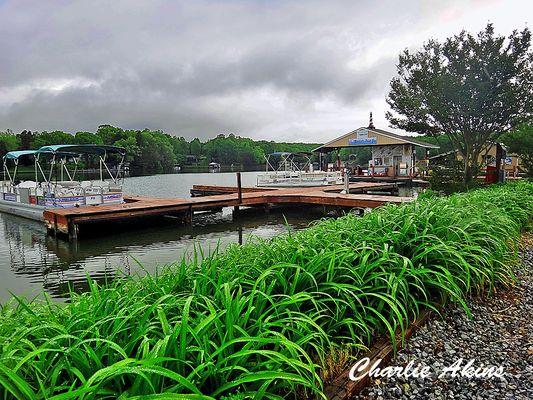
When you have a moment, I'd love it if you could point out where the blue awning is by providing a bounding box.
[3,150,39,160]
[4,145,125,161]
[37,144,126,156]
[268,152,312,157]
[4,149,81,160]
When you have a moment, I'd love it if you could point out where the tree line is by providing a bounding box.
[0,126,322,175]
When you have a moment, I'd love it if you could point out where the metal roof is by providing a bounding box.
[313,127,440,152]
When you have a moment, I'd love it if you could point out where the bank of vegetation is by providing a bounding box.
[0,126,447,177]
[0,181,531,399]
[0,127,321,176]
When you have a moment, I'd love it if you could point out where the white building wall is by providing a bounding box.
[370,144,413,176]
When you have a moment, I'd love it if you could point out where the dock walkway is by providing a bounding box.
[44,182,412,238]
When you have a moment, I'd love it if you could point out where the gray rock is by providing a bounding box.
[355,244,533,400]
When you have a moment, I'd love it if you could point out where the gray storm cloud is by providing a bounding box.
[0,0,529,141]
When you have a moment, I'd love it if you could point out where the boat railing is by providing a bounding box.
[1,180,123,207]
[256,171,343,186]
[258,171,343,177]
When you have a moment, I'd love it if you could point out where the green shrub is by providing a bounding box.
[429,159,483,194]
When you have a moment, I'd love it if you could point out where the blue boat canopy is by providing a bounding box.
[4,144,125,161]
[37,144,126,156]
[267,151,312,157]
[4,149,82,160]
[3,150,40,160]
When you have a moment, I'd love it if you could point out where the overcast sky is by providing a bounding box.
[0,0,530,142]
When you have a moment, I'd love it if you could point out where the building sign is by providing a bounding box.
[348,129,377,145]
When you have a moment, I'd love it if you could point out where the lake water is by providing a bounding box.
[0,171,318,302]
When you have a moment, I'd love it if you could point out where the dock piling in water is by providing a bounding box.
[236,172,242,204]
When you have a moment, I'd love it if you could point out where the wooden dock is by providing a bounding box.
[190,182,400,196]
[44,182,412,238]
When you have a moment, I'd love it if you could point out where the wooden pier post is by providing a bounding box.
[236,172,242,204]
[342,171,349,194]
[69,222,79,240]
[186,205,193,224]
[233,172,242,216]
[53,215,58,238]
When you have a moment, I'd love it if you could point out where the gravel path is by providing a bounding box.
[357,237,533,400]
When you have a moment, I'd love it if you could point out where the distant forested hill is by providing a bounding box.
[0,126,322,175]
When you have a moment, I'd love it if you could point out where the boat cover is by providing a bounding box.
[37,144,126,156]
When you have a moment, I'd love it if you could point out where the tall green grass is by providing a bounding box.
[0,182,531,399]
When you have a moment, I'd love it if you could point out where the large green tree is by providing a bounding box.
[18,130,35,149]
[32,130,75,148]
[387,24,532,183]
[189,138,202,157]
[0,130,20,158]
[74,131,104,145]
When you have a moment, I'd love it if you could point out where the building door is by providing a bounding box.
[393,156,402,177]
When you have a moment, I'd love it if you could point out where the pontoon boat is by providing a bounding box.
[0,144,126,221]
[256,152,343,187]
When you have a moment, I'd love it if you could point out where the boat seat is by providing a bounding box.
[57,187,84,197]
[18,181,37,189]
[91,181,110,188]
[56,181,80,188]
[84,187,103,194]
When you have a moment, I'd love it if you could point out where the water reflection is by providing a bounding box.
[0,207,315,301]
[1,170,420,301]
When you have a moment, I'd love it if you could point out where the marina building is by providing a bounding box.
[313,114,439,178]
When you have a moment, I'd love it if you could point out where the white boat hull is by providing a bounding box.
[0,199,45,221]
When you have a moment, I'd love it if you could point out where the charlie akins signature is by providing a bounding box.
[349,357,505,381]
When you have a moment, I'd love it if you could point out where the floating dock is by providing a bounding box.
[43,182,412,239]
[190,182,400,196]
